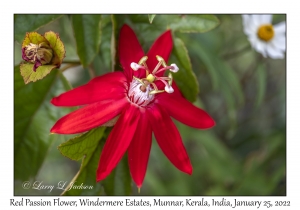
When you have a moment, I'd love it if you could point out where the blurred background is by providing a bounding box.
[14,14,286,195]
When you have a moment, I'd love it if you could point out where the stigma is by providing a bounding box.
[130,55,179,95]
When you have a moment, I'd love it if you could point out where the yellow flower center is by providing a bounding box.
[257,24,274,42]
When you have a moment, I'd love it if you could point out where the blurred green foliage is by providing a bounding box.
[14,14,286,196]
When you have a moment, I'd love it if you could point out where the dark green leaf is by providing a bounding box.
[255,63,267,108]
[72,15,102,67]
[171,37,199,102]
[14,66,73,181]
[101,153,132,195]
[148,15,156,24]
[61,126,132,196]
[92,15,112,75]
[60,128,106,196]
[58,127,105,164]
[14,14,62,43]
[170,15,220,33]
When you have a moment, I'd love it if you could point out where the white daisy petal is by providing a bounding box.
[260,14,272,24]
[251,15,264,27]
[242,15,250,26]
[274,21,286,34]
[254,41,267,57]
[243,15,259,36]
[248,35,258,47]
[242,14,285,59]
[266,44,285,59]
[271,34,286,51]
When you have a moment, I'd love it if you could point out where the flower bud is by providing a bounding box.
[22,42,53,72]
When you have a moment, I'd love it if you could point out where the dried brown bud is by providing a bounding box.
[22,42,53,71]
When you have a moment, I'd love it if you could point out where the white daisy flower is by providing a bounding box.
[242,14,286,59]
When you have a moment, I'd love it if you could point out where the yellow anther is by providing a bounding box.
[168,72,173,86]
[149,90,164,95]
[133,76,145,85]
[138,56,148,65]
[156,55,167,67]
[146,74,155,83]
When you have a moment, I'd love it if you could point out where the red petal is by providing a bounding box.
[50,98,128,134]
[147,30,173,77]
[157,93,215,129]
[97,104,140,181]
[119,24,145,80]
[148,104,192,175]
[51,72,127,107]
[128,109,152,187]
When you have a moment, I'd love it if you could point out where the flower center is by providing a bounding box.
[130,55,179,95]
[127,79,155,107]
[257,24,274,42]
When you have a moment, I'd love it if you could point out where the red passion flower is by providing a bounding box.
[51,24,215,188]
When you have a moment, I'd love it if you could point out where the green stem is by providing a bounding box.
[60,63,80,72]
[88,64,96,79]
[62,60,81,64]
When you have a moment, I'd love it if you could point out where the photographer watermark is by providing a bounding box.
[22,180,93,192]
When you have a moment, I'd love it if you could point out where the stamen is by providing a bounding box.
[155,66,177,75]
[150,82,159,91]
[130,62,145,71]
[168,72,173,86]
[165,85,174,93]
[152,61,162,74]
[170,64,179,72]
[130,55,179,96]
[156,78,174,93]
[156,55,167,67]
[149,89,164,95]
[138,56,148,65]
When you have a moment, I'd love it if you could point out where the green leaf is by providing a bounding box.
[59,127,106,195]
[189,39,220,90]
[14,66,73,181]
[58,127,105,165]
[20,64,57,84]
[148,15,156,24]
[60,127,132,195]
[187,37,244,110]
[170,15,220,33]
[193,131,240,184]
[92,15,114,75]
[22,32,48,47]
[171,37,199,102]
[72,15,102,67]
[44,31,66,66]
[214,58,244,106]
[101,154,132,195]
[14,14,62,43]
[255,63,267,108]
